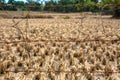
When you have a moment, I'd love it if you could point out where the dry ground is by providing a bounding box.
[0,12,120,80]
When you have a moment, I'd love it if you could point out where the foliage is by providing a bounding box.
[13,1,25,6]
[0,0,120,16]
[8,0,15,4]
[0,0,5,4]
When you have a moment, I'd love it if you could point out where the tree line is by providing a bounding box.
[0,0,120,13]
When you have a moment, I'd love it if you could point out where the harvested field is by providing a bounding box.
[0,12,120,80]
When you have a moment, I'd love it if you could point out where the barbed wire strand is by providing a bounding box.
[0,3,120,80]
[5,70,120,73]
[0,38,120,44]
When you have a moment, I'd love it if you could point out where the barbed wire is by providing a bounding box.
[0,3,120,10]
[43,4,120,8]
[0,3,120,80]
[0,38,120,44]
[5,70,120,73]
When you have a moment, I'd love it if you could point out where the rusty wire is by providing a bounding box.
[0,38,120,44]
[5,69,120,73]
[0,4,120,77]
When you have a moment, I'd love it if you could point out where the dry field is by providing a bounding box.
[0,12,120,80]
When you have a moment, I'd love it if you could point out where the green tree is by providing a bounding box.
[114,0,120,4]
[8,0,15,4]
[26,0,34,4]
[103,0,114,4]
[26,0,41,6]
[58,0,72,5]
[13,1,25,6]
[0,0,5,4]
[113,0,120,18]
[45,0,57,6]
[91,0,98,3]
[85,0,95,6]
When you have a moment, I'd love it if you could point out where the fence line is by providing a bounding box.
[0,4,120,80]
[0,38,120,44]
[1,3,120,8]
[43,4,120,8]
[5,70,120,73]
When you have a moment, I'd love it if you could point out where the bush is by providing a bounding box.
[4,5,17,11]
[113,6,120,18]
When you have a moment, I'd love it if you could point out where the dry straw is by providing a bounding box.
[0,4,120,80]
